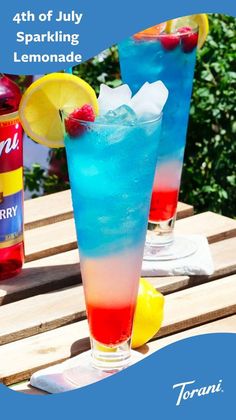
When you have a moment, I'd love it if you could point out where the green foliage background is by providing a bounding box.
[182,14,236,218]
[24,14,236,217]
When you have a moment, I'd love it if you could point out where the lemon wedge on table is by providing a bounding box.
[131,278,164,349]
[19,73,99,148]
[166,14,209,48]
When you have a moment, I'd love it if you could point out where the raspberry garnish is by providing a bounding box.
[160,34,180,51]
[181,32,198,52]
[177,27,198,53]
[66,104,95,137]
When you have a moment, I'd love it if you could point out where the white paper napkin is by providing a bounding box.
[30,350,144,394]
[142,235,214,276]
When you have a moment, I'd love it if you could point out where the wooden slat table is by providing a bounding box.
[0,191,235,394]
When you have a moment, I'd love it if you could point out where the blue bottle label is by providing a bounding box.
[0,190,23,248]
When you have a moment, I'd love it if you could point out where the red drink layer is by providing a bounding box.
[149,160,182,223]
[0,243,24,280]
[149,187,179,222]
[87,303,135,346]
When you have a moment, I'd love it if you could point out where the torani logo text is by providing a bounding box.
[173,379,223,406]
[0,132,20,158]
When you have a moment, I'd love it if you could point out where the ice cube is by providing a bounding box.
[130,81,168,120]
[98,84,132,115]
[103,105,137,125]
[95,105,137,145]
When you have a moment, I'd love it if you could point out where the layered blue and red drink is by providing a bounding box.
[119,24,198,251]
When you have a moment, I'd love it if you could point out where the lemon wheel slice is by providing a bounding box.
[166,14,209,48]
[131,278,164,349]
[19,73,99,148]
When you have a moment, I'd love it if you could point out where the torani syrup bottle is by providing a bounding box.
[0,74,24,280]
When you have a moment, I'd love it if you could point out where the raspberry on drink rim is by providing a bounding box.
[165,14,209,49]
[65,104,96,138]
[133,14,208,52]
[181,31,199,52]
[159,33,180,51]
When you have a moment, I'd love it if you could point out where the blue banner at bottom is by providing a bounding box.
[1,333,235,419]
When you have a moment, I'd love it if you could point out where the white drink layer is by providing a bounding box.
[153,160,182,192]
[81,246,143,308]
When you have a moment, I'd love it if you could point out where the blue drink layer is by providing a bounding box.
[65,118,161,258]
[118,36,197,190]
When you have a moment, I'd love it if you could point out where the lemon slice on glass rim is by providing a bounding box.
[166,14,209,48]
[19,73,99,148]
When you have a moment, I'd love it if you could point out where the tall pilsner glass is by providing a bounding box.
[62,112,162,371]
[119,24,198,260]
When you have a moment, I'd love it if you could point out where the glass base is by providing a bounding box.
[91,338,131,372]
[63,345,143,388]
[144,235,198,261]
[147,217,175,246]
[63,340,131,386]
[63,351,112,388]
